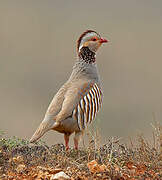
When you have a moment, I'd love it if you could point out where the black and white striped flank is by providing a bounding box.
[73,83,103,131]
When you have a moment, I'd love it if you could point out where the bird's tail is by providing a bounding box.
[29,118,56,143]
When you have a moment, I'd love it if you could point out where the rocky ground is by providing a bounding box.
[0,126,161,180]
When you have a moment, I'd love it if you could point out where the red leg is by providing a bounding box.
[74,138,78,150]
[74,132,82,150]
[64,134,70,151]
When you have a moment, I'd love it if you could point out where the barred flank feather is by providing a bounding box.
[73,83,102,131]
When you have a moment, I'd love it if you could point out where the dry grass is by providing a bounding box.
[0,123,161,180]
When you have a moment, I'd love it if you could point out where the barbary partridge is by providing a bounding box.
[30,30,108,150]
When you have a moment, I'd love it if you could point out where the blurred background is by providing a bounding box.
[0,0,162,145]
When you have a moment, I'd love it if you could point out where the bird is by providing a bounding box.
[29,30,108,150]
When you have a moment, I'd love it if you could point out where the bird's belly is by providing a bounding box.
[54,117,80,134]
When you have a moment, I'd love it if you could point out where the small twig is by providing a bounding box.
[75,155,88,163]
[109,137,114,163]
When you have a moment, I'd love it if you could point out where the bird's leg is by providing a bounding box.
[64,133,70,151]
[74,131,82,150]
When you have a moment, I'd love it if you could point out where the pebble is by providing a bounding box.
[50,171,70,180]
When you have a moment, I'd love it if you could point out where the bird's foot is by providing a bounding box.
[65,146,69,151]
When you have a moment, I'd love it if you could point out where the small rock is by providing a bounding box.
[87,160,107,173]
[12,155,24,163]
[16,164,26,173]
[50,171,70,180]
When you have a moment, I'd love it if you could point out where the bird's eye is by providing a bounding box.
[92,37,97,41]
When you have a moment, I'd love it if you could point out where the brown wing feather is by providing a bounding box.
[54,80,94,124]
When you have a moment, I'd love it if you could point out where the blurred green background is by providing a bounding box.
[0,0,162,144]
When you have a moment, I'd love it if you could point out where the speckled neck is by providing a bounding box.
[78,47,96,64]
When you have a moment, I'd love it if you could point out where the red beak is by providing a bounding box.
[100,38,108,43]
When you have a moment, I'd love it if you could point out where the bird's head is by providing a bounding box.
[77,30,108,54]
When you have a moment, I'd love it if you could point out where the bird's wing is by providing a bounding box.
[29,80,103,143]
[54,79,103,130]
